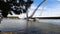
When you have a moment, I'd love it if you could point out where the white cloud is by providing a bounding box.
[57,0,60,1]
[19,5,46,18]
[28,4,60,17]
[40,5,60,17]
[29,5,46,10]
[8,4,60,18]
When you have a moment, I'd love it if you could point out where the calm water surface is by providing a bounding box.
[0,18,60,34]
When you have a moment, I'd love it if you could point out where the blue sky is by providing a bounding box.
[33,0,60,7]
[27,0,60,17]
[8,0,60,18]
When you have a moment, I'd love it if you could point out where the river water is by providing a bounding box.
[0,18,60,34]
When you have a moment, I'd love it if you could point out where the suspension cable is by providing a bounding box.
[39,0,47,16]
[29,0,46,18]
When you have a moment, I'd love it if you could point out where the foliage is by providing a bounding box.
[0,0,33,17]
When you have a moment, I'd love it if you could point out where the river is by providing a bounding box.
[0,18,60,34]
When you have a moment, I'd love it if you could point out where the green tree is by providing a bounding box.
[0,0,33,17]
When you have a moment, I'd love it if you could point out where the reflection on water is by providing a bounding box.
[0,18,60,34]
